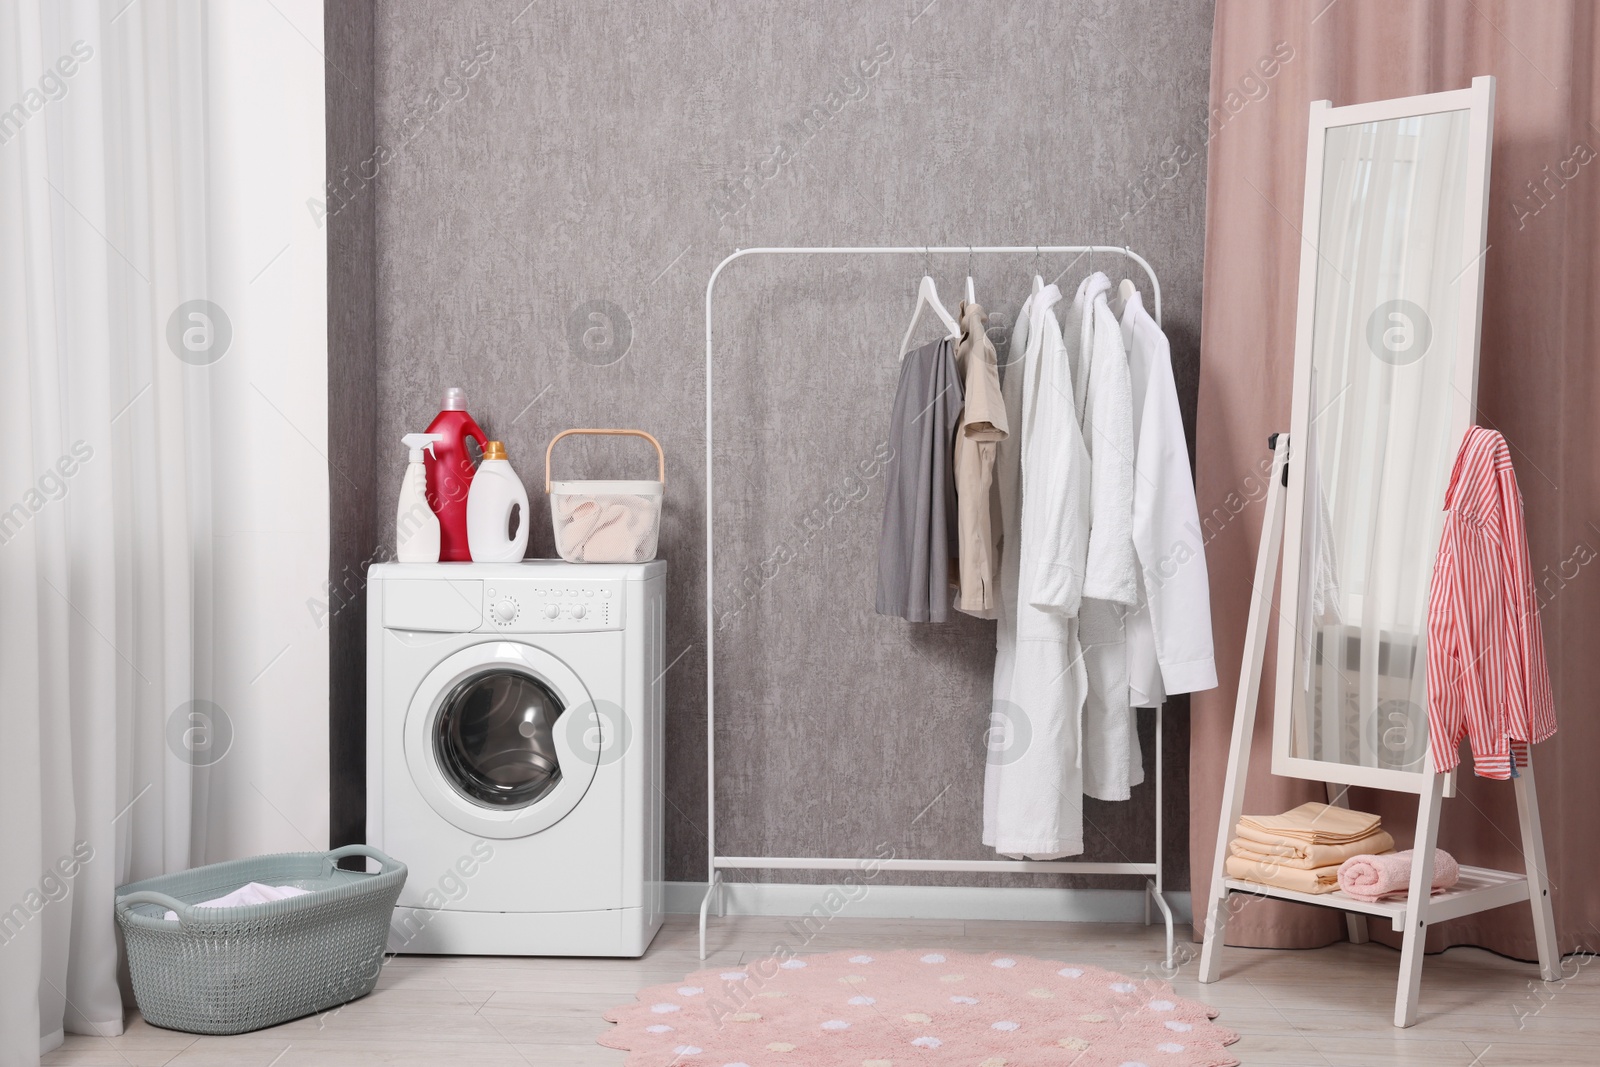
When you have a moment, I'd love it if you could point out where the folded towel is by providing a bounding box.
[1238,802,1381,845]
[1229,829,1395,870]
[1224,853,1342,895]
[1237,822,1378,851]
[162,881,311,920]
[1337,848,1461,902]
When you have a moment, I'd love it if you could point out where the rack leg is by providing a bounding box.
[1394,773,1445,1027]
[1146,880,1175,971]
[1325,782,1369,945]
[1514,752,1560,982]
[697,873,720,961]
[1147,702,1162,930]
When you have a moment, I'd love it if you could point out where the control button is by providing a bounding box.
[493,599,517,623]
[600,589,612,598]
[583,588,594,597]
[487,588,496,597]
[543,604,561,620]
[571,604,587,620]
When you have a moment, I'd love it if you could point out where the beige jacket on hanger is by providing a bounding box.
[953,300,1009,618]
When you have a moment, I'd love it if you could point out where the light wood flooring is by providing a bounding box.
[43,914,1588,1065]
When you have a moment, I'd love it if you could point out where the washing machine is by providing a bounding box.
[366,560,665,957]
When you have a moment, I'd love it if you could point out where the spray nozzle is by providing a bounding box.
[403,433,445,463]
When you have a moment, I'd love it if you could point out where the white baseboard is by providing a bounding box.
[664,881,1192,926]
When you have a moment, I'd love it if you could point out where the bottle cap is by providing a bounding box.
[482,441,507,461]
[443,387,467,410]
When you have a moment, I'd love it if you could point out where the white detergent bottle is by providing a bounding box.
[396,433,444,562]
[467,440,530,562]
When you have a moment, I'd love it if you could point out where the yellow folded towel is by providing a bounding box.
[1237,802,1381,845]
[1228,830,1396,870]
[1224,853,1342,895]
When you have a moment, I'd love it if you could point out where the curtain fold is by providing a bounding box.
[0,0,208,1059]
[1193,0,1600,955]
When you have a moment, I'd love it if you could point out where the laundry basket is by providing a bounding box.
[114,844,407,1035]
[546,428,664,563]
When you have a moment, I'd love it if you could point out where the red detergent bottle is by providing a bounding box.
[424,387,489,562]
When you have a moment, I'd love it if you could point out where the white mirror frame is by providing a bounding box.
[1271,76,1496,795]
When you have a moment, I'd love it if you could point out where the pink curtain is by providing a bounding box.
[1192,0,1600,955]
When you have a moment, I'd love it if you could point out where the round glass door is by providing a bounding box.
[404,642,599,839]
[435,670,564,808]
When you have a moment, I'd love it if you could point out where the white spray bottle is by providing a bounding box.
[397,433,445,563]
[467,440,530,562]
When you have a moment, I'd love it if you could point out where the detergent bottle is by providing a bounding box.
[396,433,444,562]
[424,387,489,561]
[467,441,530,562]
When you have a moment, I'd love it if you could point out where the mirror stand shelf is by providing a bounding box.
[1196,437,1558,1028]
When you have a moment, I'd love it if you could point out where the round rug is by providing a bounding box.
[601,948,1240,1066]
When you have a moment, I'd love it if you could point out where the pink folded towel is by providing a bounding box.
[1337,848,1460,901]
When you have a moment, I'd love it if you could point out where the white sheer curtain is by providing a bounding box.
[3,0,328,1054]
[0,0,211,1059]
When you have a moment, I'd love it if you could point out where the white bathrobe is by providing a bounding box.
[1078,273,1138,605]
[1074,273,1143,802]
[984,283,1091,859]
[1121,289,1217,706]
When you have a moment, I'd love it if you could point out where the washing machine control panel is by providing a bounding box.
[480,579,625,632]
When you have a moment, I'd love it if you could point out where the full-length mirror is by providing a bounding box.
[1273,78,1495,792]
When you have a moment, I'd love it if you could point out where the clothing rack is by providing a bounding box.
[700,246,1176,964]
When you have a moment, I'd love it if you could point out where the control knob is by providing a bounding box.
[493,599,517,623]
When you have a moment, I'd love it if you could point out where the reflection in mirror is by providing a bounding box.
[1289,109,1473,772]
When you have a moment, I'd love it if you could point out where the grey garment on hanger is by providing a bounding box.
[876,336,963,623]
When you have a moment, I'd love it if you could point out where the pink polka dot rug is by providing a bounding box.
[600,948,1240,1066]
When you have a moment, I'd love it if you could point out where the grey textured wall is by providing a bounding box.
[326,0,378,854]
[360,0,1214,888]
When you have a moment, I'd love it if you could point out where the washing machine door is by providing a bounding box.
[404,641,600,839]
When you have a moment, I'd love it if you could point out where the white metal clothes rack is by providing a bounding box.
[700,245,1177,964]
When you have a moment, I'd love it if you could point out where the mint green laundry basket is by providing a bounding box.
[114,845,407,1034]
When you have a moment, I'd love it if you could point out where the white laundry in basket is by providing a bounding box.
[551,481,662,563]
[163,882,310,920]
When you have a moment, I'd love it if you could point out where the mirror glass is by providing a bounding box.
[1288,109,1473,772]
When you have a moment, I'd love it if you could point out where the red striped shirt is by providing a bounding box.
[1426,426,1556,779]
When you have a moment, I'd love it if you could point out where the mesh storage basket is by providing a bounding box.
[545,428,664,563]
[114,844,407,1034]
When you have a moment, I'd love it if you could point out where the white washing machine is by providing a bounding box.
[366,560,665,957]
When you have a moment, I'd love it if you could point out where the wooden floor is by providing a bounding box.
[44,914,1586,1065]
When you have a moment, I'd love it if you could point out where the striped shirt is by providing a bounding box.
[1426,426,1555,779]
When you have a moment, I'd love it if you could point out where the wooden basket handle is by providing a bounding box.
[545,429,665,492]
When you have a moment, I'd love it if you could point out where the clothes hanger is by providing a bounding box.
[965,246,976,307]
[897,262,960,361]
[1119,278,1139,308]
